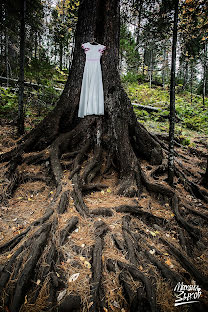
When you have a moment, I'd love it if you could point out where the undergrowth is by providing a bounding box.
[124,82,208,138]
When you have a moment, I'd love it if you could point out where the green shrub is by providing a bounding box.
[0,87,18,116]
[122,72,139,84]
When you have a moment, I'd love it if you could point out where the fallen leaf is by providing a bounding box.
[165,258,173,268]
[57,289,67,302]
[200,254,205,260]
[36,279,41,285]
[106,188,111,193]
[84,261,91,269]
[113,301,120,308]
[150,231,156,237]
[69,273,80,282]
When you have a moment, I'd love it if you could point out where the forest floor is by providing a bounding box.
[0,116,208,312]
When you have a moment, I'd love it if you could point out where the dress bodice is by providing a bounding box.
[81,42,106,61]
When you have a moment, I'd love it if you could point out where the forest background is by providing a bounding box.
[0,0,207,140]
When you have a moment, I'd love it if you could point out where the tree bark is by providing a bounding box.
[202,42,207,108]
[59,40,63,71]
[167,0,179,186]
[183,60,188,90]
[17,0,26,135]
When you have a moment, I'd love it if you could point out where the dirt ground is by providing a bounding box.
[0,118,208,312]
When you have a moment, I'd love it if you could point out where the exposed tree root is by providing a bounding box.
[115,204,167,228]
[9,224,51,312]
[57,190,70,214]
[171,195,201,241]
[71,173,89,216]
[90,221,108,311]
[0,113,208,312]
[161,237,208,289]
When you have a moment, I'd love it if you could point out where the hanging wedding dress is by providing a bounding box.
[78,42,106,118]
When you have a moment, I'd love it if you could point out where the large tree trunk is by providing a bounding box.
[1,1,208,312]
[0,0,162,195]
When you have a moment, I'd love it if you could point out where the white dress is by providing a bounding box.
[78,42,106,118]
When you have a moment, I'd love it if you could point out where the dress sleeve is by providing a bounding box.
[81,43,90,52]
[98,44,106,54]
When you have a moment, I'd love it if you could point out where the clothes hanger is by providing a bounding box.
[90,37,99,45]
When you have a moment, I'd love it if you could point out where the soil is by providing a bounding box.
[0,117,208,312]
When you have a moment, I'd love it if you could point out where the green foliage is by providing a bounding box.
[134,109,150,121]
[122,72,139,84]
[120,23,140,72]
[25,49,57,84]
[178,135,191,146]
[125,82,169,107]
[175,94,208,132]
[125,82,208,134]
[49,0,79,69]
[25,85,61,119]
[0,87,18,116]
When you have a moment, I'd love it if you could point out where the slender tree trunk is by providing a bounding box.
[168,0,179,186]
[135,0,144,68]
[34,32,37,59]
[17,0,26,135]
[183,60,188,90]
[5,27,9,87]
[190,61,193,104]
[149,49,153,88]
[142,48,145,76]
[202,42,207,109]
[60,41,63,70]
[162,46,166,89]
